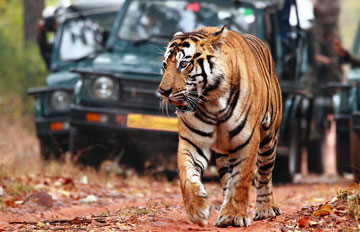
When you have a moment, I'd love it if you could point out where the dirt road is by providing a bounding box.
[0,116,357,231]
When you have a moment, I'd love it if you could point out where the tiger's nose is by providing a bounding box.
[157,88,172,97]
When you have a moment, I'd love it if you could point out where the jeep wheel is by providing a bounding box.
[288,118,302,176]
[273,118,302,183]
[307,137,325,174]
[69,126,109,168]
[273,155,293,183]
[335,118,351,175]
[39,137,63,160]
[351,129,360,182]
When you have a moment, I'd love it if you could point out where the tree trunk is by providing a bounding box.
[23,0,44,42]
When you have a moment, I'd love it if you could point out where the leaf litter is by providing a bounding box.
[281,184,360,232]
[1,115,359,231]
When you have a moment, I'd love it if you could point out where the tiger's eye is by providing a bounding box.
[162,62,167,70]
[180,61,188,68]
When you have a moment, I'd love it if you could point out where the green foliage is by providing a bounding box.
[0,0,47,117]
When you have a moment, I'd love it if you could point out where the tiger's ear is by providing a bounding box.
[211,25,227,50]
[174,31,183,37]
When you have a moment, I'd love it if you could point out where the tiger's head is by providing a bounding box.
[158,26,227,113]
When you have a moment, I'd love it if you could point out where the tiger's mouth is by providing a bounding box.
[171,99,198,113]
[159,93,199,113]
[170,100,187,107]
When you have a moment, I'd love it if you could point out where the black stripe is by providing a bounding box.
[182,42,190,47]
[188,63,194,73]
[188,36,199,42]
[217,157,246,179]
[193,52,201,58]
[259,134,273,148]
[257,192,272,198]
[257,179,270,185]
[197,58,207,89]
[206,55,214,72]
[258,146,275,157]
[188,32,206,38]
[256,199,270,204]
[259,161,274,171]
[230,158,246,169]
[179,49,185,57]
[183,151,204,177]
[195,112,217,125]
[228,171,240,179]
[218,87,236,113]
[211,149,228,159]
[203,75,222,97]
[257,170,269,176]
[180,118,213,137]
[194,161,204,177]
[218,167,230,179]
[229,126,256,154]
[197,106,217,120]
[180,136,209,164]
[220,90,240,123]
[229,105,251,139]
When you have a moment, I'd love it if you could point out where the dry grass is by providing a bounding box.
[336,184,360,220]
[0,114,141,199]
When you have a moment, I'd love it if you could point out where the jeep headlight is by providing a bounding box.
[50,90,71,111]
[91,76,117,99]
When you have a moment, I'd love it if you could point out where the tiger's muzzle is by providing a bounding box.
[158,89,197,113]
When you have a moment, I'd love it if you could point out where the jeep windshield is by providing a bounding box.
[59,12,117,61]
[117,0,256,44]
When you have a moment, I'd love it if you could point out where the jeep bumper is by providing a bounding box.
[70,105,178,148]
[36,116,70,138]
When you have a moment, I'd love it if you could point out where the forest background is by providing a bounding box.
[0,0,360,120]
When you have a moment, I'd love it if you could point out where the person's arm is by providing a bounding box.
[343,51,360,68]
[334,39,360,68]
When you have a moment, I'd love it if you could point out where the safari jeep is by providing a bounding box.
[69,0,321,181]
[333,19,360,181]
[27,0,123,159]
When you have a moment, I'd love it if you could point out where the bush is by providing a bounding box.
[0,0,47,117]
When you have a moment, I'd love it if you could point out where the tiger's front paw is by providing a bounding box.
[183,182,211,227]
[253,204,281,221]
[215,214,251,227]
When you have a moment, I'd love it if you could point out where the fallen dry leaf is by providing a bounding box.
[297,216,310,228]
[313,203,333,217]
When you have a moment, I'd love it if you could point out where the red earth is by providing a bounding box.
[0,116,357,231]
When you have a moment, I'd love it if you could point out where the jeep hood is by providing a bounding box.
[46,58,95,87]
[92,51,162,78]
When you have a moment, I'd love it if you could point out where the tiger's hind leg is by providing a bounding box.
[253,132,281,220]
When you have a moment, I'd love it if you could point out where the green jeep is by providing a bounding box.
[333,20,360,181]
[70,0,321,180]
[27,1,122,159]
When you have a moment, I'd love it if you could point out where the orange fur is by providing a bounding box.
[158,26,282,227]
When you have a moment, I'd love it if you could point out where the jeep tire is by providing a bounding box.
[307,137,325,174]
[69,126,109,168]
[335,118,351,175]
[39,137,62,160]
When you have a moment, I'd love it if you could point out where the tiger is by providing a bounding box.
[157,26,282,227]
